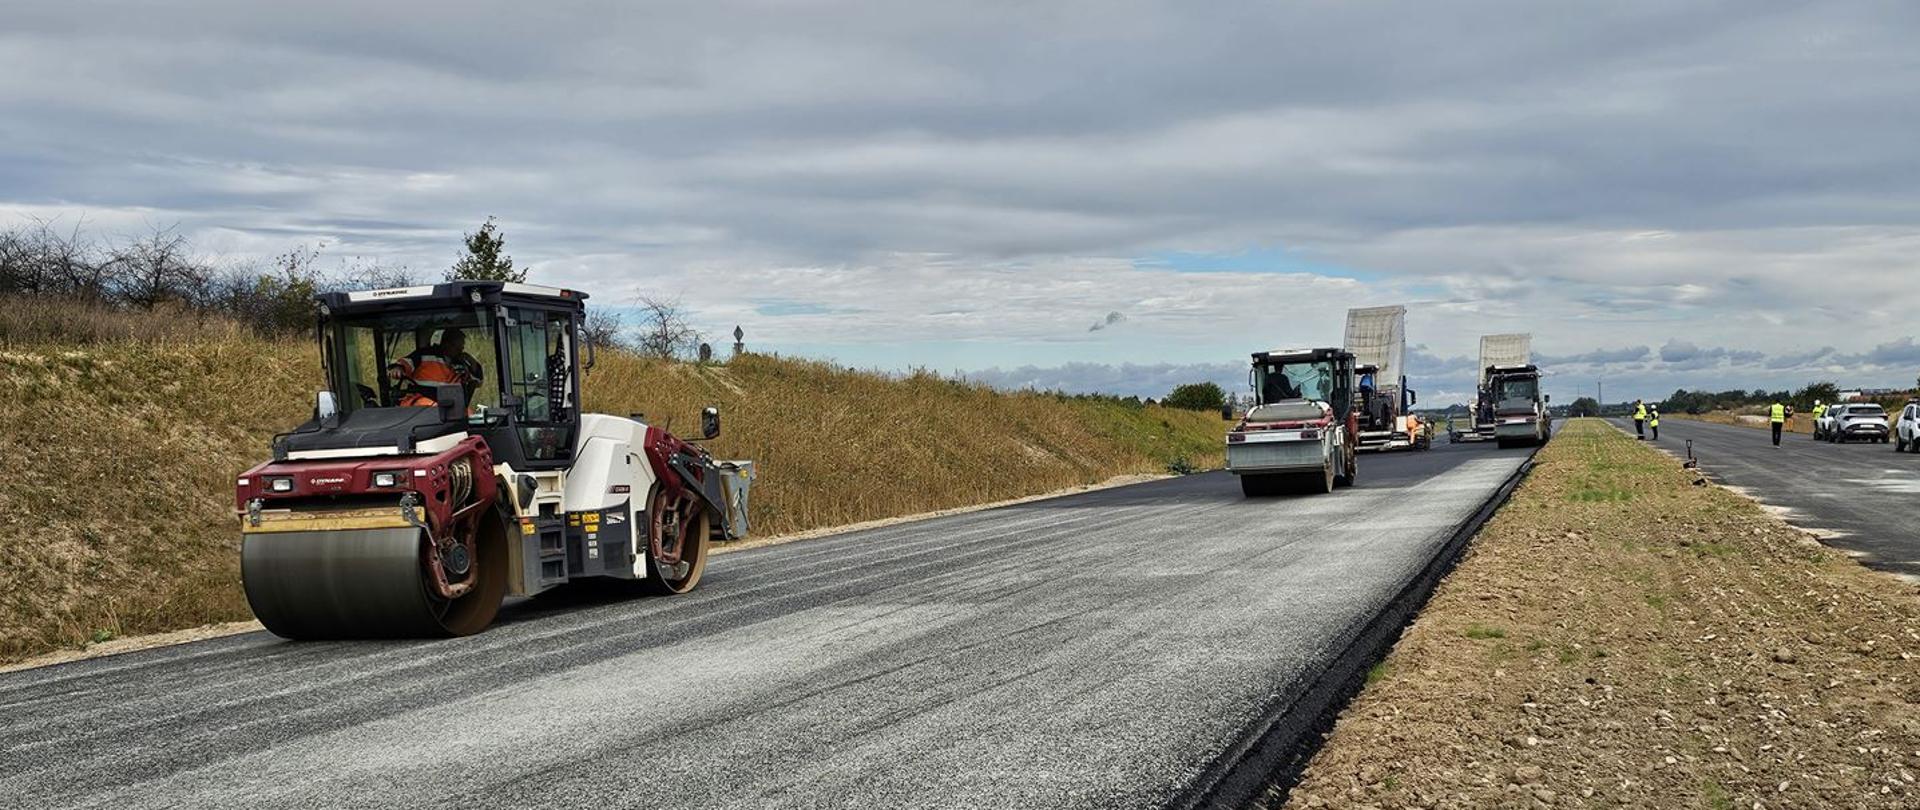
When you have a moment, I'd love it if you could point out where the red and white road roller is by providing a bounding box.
[234,281,752,638]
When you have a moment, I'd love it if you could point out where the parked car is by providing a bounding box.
[1823,403,1890,443]
[1895,402,1920,452]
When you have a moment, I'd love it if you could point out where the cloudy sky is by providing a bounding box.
[4,1,1919,403]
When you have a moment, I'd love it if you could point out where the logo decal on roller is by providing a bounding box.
[309,476,348,486]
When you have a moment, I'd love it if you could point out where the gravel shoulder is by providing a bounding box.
[1283,418,1919,809]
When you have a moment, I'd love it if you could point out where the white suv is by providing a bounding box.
[1896,403,1920,452]
[1823,403,1890,444]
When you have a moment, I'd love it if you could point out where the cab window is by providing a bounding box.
[502,308,577,461]
[329,307,500,415]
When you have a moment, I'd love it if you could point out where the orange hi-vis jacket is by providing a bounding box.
[392,353,473,407]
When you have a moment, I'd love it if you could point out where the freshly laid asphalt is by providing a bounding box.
[0,440,1535,809]
[1615,417,1919,580]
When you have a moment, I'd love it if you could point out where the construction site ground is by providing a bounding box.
[1284,418,1918,809]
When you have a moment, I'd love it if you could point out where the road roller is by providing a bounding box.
[234,281,753,639]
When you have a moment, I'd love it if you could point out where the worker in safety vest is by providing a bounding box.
[1632,400,1647,439]
[1769,400,1787,446]
[389,328,484,407]
[1648,404,1660,440]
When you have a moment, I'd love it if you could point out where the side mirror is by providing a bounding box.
[1220,404,1235,421]
[701,406,721,440]
[1544,394,1552,403]
[316,390,338,423]
[1408,389,1418,406]
[516,474,538,512]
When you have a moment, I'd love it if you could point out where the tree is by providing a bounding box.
[1164,382,1227,411]
[447,217,523,282]
[341,256,418,291]
[1793,381,1838,408]
[109,224,207,308]
[1569,396,1601,417]
[581,308,631,352]
[634,296,701,360]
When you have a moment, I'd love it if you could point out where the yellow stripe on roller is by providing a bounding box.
[241,508,414,534]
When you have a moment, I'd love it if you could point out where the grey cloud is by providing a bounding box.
[1767,346,1835,369]
[1657,340,1766,369]
[1859,337,1920,367]
[1406,344,1479,376]
[1660,340,1704,363]
[1535,346,1653,366]
[1088,311,1126,332]
[964,361,1244,400]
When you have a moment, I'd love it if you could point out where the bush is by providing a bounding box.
[1164,382,1227,411]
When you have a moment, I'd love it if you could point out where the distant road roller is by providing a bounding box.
[1225,346,1360,496]
[235,281,752,639]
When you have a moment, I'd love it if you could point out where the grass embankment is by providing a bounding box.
[1285,419,1917,809]
[0,320,1223,663]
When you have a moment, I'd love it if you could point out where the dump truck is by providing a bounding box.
[1344,306,1427,451]
[1486,363,1551,447]
[1451,333,1531,443]
[1451,333,1549,447]
[1226,347,1359,496]
[234,281,753,639]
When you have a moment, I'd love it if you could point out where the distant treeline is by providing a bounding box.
[1658,383,1844,414]
[0,218,419,336]
[0,217,653,352]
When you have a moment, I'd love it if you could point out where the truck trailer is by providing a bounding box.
[1344,306,1427,451]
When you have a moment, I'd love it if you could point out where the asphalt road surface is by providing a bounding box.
[1,440,1535,809]
[1622,417,1920,580]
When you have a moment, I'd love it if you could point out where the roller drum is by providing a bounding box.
[242,528,456,639]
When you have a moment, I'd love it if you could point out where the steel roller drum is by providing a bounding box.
[242,528,455,639]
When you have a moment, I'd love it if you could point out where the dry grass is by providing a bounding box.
[585,352,1224,534]
[1284,419,1918,808]
[0,334,1225,663]
[0,296,251,345]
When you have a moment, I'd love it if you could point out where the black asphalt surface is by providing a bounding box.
[0,440,1534,809]
[1618,417,1920,579]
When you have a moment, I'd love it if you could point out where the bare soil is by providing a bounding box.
[1283,418,1918,809]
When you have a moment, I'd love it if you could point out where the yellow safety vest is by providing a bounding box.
[1649,412,1659,427]
[1770,403,1786,423]
[1634,404,1647,420]
[1813,405,1826,419]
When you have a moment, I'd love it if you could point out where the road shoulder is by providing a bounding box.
[1281,419,1919,808]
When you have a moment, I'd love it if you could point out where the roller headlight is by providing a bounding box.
[268,477,294,493]
[373,471,400,488]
